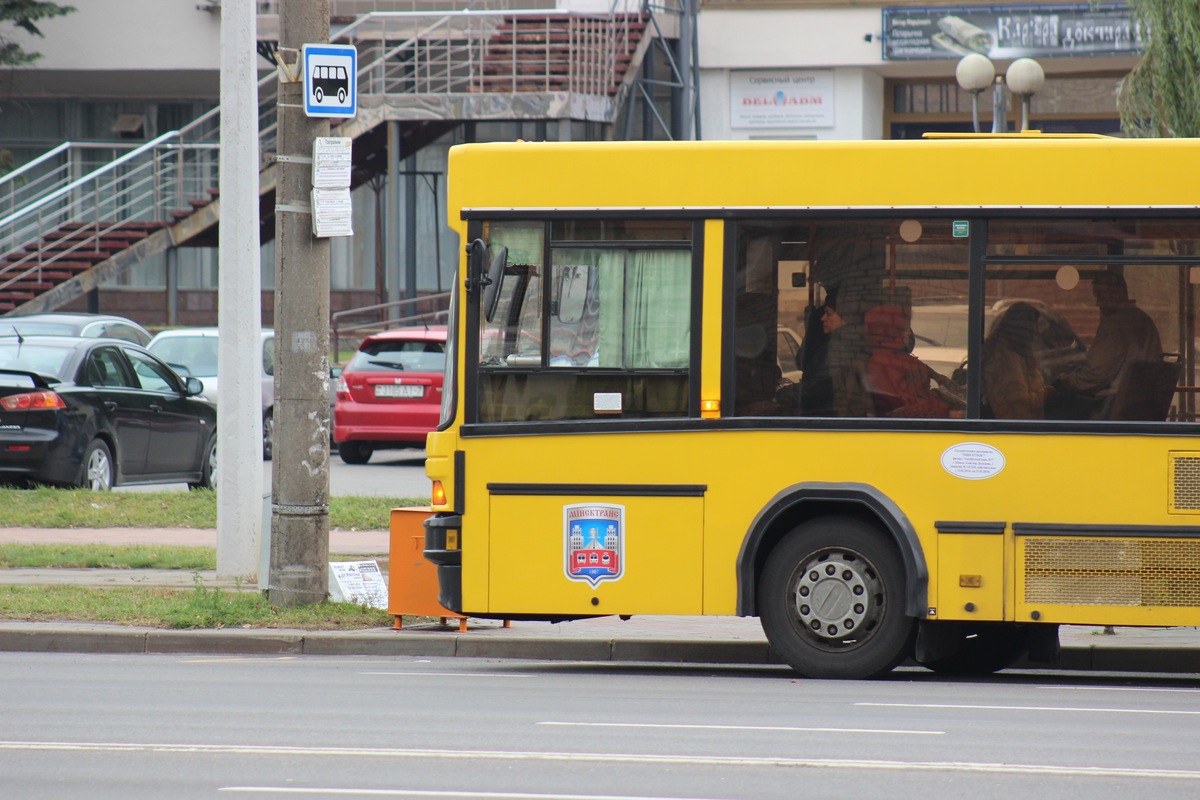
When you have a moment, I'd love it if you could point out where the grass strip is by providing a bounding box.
[0,544,217,570]
[0,584,397,629]
[0,488,426,530]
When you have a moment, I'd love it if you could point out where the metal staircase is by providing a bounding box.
[0,6,653,315]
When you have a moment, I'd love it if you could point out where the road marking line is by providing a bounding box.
[1036,685,1200,695]
[178,658,299,664]
[539,722,943,736]
[3,741,1198,780]
[222,789,730,799]
[857,703,1200,716]
[360,672,536,678]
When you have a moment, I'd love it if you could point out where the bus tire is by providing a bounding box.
[918,623,1029,676]
[758,516,915,679]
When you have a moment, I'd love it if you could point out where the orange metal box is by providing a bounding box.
[387,506,466,628]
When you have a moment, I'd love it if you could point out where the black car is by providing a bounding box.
[0,335,216,490]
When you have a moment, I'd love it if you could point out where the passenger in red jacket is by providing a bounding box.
[864,304,957,418]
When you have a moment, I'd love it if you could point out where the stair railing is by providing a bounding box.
[2,8,647,306]
[0,131,188,293]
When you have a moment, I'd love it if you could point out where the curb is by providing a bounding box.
[1,623,1196,674]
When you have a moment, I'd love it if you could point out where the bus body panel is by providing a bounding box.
[446,137,1199,213]
[449,427,1200,627]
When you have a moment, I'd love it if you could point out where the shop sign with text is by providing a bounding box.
[730,70,834,129]
[882,3,1144,61]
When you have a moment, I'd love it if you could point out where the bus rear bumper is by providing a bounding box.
[423,513,463,612]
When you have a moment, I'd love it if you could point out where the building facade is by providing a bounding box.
[0,1,1144,327]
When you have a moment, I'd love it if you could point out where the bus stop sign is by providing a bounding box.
[302,43,357,118]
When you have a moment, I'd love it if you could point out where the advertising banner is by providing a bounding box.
[882,3,1144,61]
[730,70,834,129]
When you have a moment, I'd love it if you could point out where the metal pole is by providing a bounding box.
[217,0,263,582]
[404,155,417,303]
[269,0,332,606]
[386,120,400,314]
[991,76,1007,133]
[674,0,694,140]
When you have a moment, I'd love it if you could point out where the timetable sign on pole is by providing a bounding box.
[302,43,357,118]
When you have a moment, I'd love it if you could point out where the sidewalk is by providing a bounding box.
[2,527,1198,675]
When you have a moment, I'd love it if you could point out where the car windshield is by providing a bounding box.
[148,336,219,377]
[0,343,72,379]
[6,321,77,336]
[349,340,445,372]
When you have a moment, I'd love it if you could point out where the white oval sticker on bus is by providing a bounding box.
[941,442,1005,480]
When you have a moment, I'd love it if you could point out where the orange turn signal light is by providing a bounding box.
[431,480,447,506]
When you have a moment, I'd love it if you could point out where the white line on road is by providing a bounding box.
[538,722,943,736]
[222,789,732,799]
[3,741,1199,780]
[360,672,536,678]
[1036,685,1200,695]
[857,703,1200,716]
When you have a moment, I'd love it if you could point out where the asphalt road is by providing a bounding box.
[3,653,1199,799]
[118,447,431,499]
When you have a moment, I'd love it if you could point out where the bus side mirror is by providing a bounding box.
[483,245,508,323]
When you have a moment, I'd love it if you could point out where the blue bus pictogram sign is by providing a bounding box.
[302,44,357,118]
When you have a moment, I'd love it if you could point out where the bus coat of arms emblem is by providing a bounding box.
[563,503,625,587]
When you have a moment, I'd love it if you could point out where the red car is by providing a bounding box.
[333,326,447,464]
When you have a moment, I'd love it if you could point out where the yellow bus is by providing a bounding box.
[423,134,1200,679]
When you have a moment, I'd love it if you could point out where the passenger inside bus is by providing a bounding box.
[863,304,962,418]
[982,301,1046,419]
[1053,271,1164,419]
[822,291,874,417]
[796,297,835,416]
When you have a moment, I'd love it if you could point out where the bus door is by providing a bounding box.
[469,219,703,616]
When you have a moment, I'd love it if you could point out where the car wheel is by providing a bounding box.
[338,441,373,465]
[758,516,915,680]
[262,410,274,461]
[78,439,114,491]
[188,434,217,491]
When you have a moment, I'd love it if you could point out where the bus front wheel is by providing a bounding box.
[758,516,915,679]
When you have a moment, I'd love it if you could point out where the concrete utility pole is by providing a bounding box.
[268,0,332,606]
[216,0,263,581]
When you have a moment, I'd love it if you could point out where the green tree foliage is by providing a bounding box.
[0,2,75,174]
[1119,0,1200,137]
[0,0,74,66]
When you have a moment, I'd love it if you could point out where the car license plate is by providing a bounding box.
[375,384,423,398]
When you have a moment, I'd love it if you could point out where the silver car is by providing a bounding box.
[148,327,277,459]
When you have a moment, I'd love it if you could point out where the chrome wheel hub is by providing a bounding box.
[793,553,874,641]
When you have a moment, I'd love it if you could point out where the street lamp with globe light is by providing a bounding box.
[956,53,1045,134]
[1006,57,1046,132]
[955,53,994,133]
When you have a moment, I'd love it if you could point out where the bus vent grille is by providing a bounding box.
[1024,537,1200,607]
[1170,454,1200,513]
